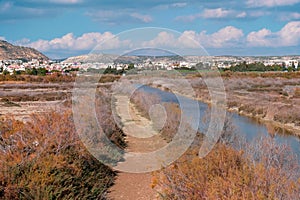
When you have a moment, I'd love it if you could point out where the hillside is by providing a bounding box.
[0,40,48,61]
[63,53,185,64]
[64,53,133,64]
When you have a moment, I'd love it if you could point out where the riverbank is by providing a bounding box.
[149,79,300,137]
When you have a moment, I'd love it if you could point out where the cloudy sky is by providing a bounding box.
[1,0,300,58]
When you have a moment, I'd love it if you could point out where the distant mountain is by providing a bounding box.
[64,54,119,64]
[0,40,48,61]
[64,53,186,64]
[64,53,142,64]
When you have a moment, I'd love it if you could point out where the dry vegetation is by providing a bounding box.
[127,83,300,200]
[150,71,300,134]
[130,90,182,142]
[141,71,300,134]
[1,72,300,199]
[0,111,116,199]
[0,73,75,83]
[0,74,120,84]
[153,138,300,200]
[0,74,121,121]
[0,76,126,199]
[0,82,73,121]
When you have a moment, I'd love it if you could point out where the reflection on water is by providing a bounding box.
[137,85,300,157]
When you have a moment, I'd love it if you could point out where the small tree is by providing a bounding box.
[31,67,38,75]
[292,62,296,71]
[3,69,9,75]
[128,63,135,70]
[282,62,286,69]
[287,66,293,72]
[13,69,21,75]
[37,67,47,76]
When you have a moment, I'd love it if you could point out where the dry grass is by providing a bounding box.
[188,74,300,131]
[0,111,116,199]
[0,83,126,199]
[153,137,300,200]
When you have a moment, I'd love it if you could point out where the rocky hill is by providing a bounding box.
[0,40,48,61]
[64,54,126,64]
[63,53,185,64]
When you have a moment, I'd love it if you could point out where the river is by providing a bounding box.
[136,85,300,157]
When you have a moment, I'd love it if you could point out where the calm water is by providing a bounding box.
[136,85,300,157]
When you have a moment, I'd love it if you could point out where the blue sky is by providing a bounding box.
[0,0,300,58]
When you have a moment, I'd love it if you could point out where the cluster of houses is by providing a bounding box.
[0,59,79,74]
[1,56,299,75]
[215,56,299,69]
[0,59,198,74]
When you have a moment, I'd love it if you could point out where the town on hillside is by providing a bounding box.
[1,55,300,75]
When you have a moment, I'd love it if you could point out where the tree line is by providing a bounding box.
[223,61,299,72]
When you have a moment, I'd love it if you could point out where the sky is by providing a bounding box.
[0,0,300,58]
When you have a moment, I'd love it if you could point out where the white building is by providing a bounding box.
[285,60,299,68]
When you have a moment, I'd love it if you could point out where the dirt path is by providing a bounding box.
[108,95,166,200]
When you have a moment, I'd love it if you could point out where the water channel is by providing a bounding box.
[136,85,300,157]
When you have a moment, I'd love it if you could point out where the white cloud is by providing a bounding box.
[130,13,152,23]
[247,21,300,46]
[0,36,6,41]
[178,31,201,48]
[142,27,244,49]
[247,0,300,7]
[155,2,187,9]
[280,12,300,21]
[237,12,247,18]
[15,38,31,45]
[20,32,131,52]
[142,32,178,48]
[13,22,299,58]
[176,8,247,22]
[140,31,203,53]
[247,28,274,46]
[202,8,230,19]
[202,8,247,19]
[198,26,244,48]
[279,21,300,45]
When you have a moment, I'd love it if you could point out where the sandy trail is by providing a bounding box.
[108,95,166,200]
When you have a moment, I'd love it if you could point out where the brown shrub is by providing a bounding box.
[0,111,117,199]
[154,137,300,200]
[274,105,300,125]
[99,75,120,83]
[96,87,126,148]
[294,87,300,97]
[0,86,126,199]
[130,90,182,142]
[130,90,160,119]
[227,100,238,108]
[160,103,181,142]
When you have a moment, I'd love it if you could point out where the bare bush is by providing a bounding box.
[96,87,126,148]
[154,137,300,200]
[0,111,117,199]
[0,86,126,199]
[130,90,160,119]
